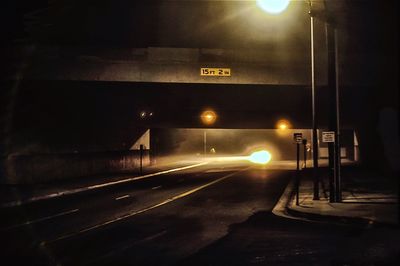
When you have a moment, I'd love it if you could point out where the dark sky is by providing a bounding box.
[3,0,397,52]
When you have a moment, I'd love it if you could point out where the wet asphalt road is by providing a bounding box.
[0,161,399,265]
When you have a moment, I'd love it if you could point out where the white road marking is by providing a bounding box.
[143,230,168,241]
[151,186,162,190]
[115,195,130,201]
[41,167,249,246]
[2,162,208,207]
[2,209,79,231]
[205,169,228,173]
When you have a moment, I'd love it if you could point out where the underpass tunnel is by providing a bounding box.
[150,128,310,161]
[147,128,358,163]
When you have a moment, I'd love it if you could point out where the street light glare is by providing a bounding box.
[248,150,272,164]
[276,119,291,130]
[279,123,288,130]
[256,0,290,14]
[201,110,217,125]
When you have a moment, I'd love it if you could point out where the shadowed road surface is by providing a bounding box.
[1,161,398,265]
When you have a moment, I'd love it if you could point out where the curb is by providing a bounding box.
[272,173,399,229]
[271,176,302,220]
[286,203,399,229]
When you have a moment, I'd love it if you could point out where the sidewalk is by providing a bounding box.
[0,158,206,208]
[280,166,399,226]
[180,165,399,265]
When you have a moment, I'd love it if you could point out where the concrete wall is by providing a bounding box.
[13,46,324,86]
[9,45,391,87]
[2,150,150,184]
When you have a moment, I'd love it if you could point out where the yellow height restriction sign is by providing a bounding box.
[200,68,231,77]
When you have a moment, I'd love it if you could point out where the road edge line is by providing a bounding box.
[1,162,208,208]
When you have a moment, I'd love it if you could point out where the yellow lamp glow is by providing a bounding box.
[256,0,290,14]
[201,110,217,125]
[279,123,288,130]
[248,150,272,164]
[276,119,291,130]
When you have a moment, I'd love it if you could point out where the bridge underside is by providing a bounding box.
[5,79,362,155]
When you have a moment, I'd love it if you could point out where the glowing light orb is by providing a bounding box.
[279,123,288,130]
[256,0,290,14]
[201,110,217,125]
[248,150,272,164]
[276,119,291,130]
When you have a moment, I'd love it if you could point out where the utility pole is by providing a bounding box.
[309,0,319,200]
[326,18,341,202]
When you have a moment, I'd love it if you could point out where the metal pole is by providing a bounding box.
[303,139,307,169]
[204,130,207,156]
[296,142,300,206]
[326,22,339,202]
[328,141,336,202]
[309,2,319,200]
[334,28,342,202]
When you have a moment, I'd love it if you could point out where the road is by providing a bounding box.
[0,161,289,265]
[1,160,398,265]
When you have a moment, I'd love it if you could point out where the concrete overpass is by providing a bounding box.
[1,0,397,183]
[1,46,395,184]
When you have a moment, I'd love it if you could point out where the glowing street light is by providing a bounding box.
[279,123,288,130]
[139,110,154,119]
[276,119,292,137]
[201,110,217,125]
[200,110,217,155]
[256,0,290,14]
[276,119,291,130]
[248,150,272,164]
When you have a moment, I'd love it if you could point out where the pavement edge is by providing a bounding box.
[272,174,399,228]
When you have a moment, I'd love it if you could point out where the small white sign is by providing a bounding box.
[322,131,335,143]
[293,133,303,143]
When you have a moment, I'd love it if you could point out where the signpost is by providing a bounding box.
[322,131,338,202]
[294,133,303,144]
[293,133,302,206]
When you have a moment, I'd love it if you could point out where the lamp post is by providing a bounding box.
[256,0,320,199]
[200,110,217,156]
[324,1,341,202]
[308,0,320,200]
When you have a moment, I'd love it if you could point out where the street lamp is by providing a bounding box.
[307,0,320,200]
[257,0,319,199]
[256,0,290,15]
[276,119,291,130]
[200,110,217,156]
